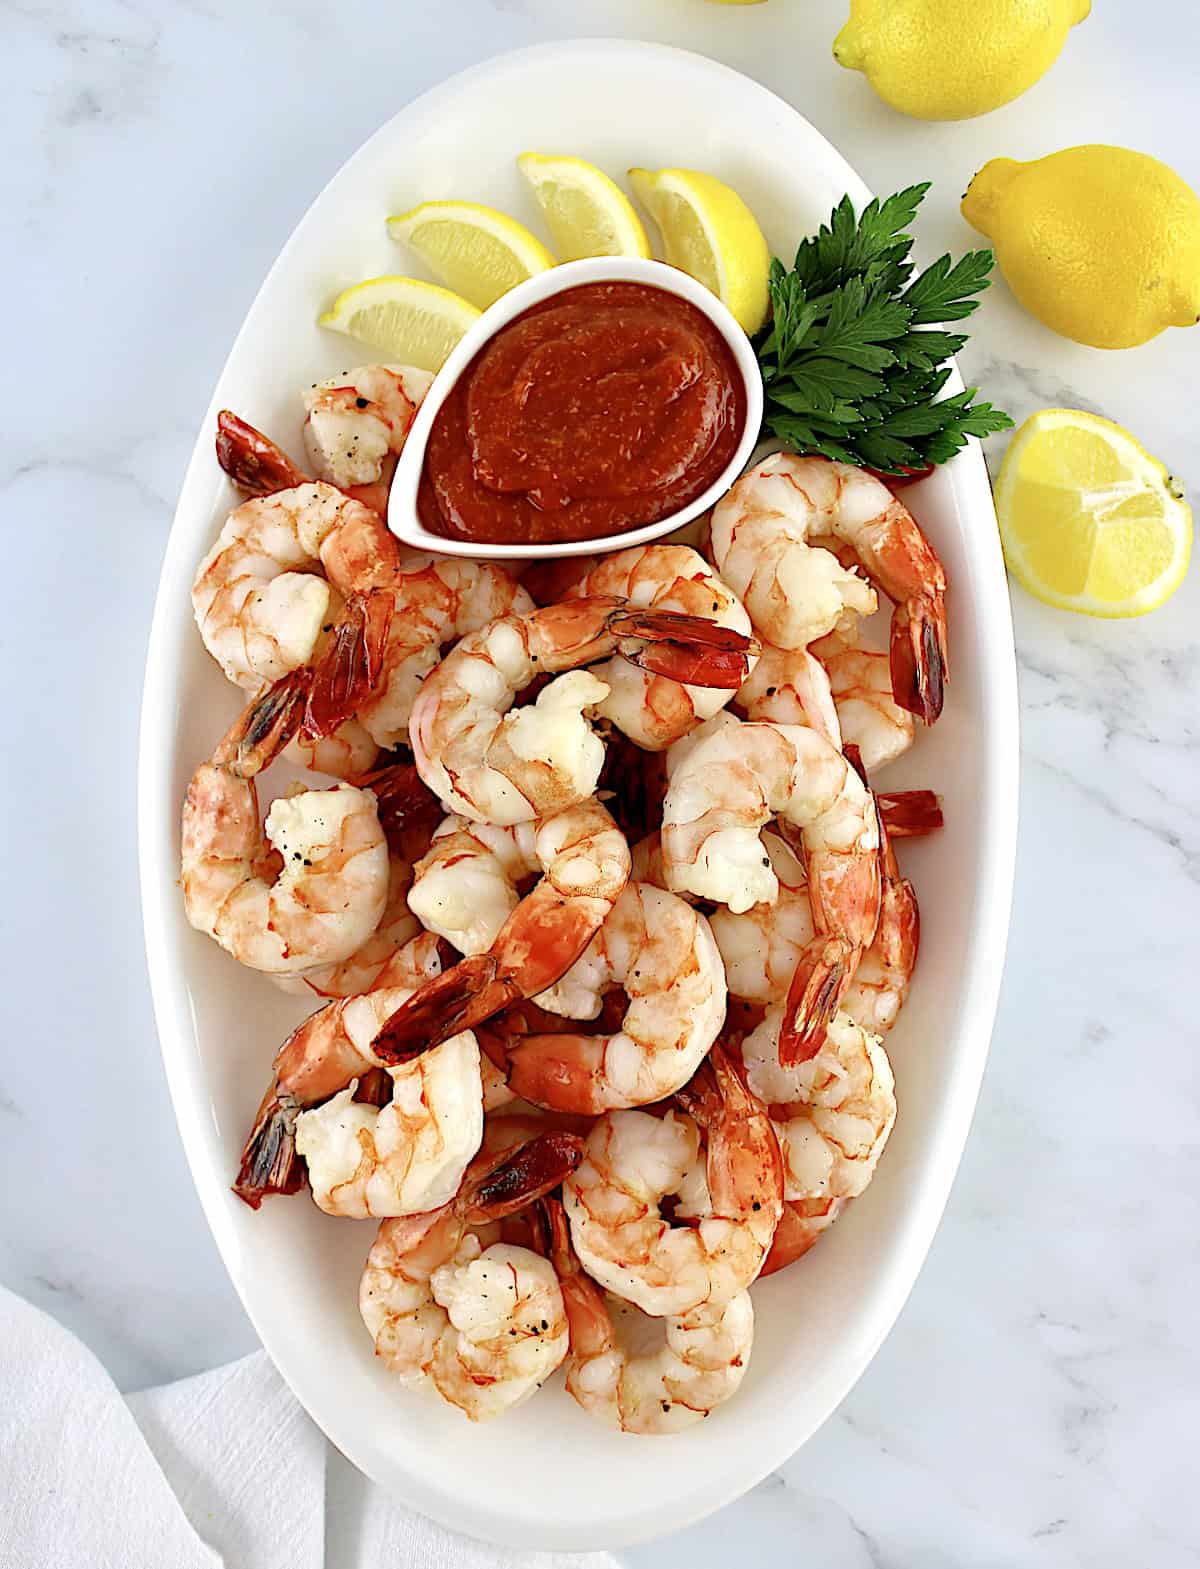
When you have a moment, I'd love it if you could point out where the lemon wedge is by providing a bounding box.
[318,276,481,372]
[627,167,769,334]
[386,201,555,310]
[517,153,651,261]
[994,408,1191,617]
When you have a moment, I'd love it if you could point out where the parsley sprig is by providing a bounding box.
[756,184,1013,474]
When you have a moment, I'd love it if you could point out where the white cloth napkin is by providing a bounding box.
[0,1286,616,1569]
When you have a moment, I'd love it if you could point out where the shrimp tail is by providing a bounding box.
[759,1198,844,1277]
[352,1066,394,1107]
[890,596,947,725]
[612,607,759,691]
[541,1194,586,1285]
[541,1195,615,1359]
[779,938,860,1065]
[215,411,308,497]
[213,668,310,778]
[464,1132,585,1223]
[304,588,395,739]
[232,1093,306,1209]
[675,1040,746,1125]
[525,1196,552,1259]
[371,956,520,1064]
[541,1194,573,1273]
[878,789,944,837]
[842,741,943,840]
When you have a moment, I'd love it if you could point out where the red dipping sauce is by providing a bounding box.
[417,281,746,545]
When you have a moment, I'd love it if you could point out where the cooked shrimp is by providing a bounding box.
[741,1007,896,1207]
[494,883,727,1114]
[409,597,756,826]
[280,760,444,992]
[232,926,449,1205]
[562,1046,783,1317]
[360,1128,582,1422]
[707,830,816,1007]
[709,454,875,654]
[294,1027,484,1218]
[661,716,880,1061]
[273,854,421,1000]
[709,814,920,1037]
[191,482,387,690]
[289,716,381,781]
[199,417,404,674]
[819,642,916,774]
[302,364,433,499]
[565,546,755,750]
[372,799,630,1060]
[213,411,533,750]
[328,555,536,752]
[544,1197,753,1435]
[739,637,916,775]
[710,452,949,723]
[180,676,390,977]
[404,817,526,957]
[405,800,627,962]
[736,642,841,747]
[216,368,430,517]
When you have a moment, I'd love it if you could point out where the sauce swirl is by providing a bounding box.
[417,281,746,545]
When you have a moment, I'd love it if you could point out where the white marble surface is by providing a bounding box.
[2,1,1197,1563]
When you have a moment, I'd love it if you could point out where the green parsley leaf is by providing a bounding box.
[755,184,1013,474]
[901,249,996,323]
[790,184,929,294]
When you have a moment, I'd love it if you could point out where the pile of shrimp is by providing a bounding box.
[182,371,949,1433]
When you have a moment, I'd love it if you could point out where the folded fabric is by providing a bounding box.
[0,1285,616,1569]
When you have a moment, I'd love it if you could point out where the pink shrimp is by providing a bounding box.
[710,452,948,724]
[370,800,631,1063]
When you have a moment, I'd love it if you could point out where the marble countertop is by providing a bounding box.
[3,1,1197,1563]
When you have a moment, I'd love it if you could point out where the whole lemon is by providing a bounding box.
[963,146,1200,349]
[833,0,1089,120]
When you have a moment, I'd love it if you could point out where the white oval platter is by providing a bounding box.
[139,38,1018,1550]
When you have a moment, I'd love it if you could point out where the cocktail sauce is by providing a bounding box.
[417,281,745,545]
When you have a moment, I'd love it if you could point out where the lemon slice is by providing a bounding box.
[517,153,651,261]
[627,166,770,334]
[386,201,555,310]
[995,409,1191,617]
[318,276,481,372]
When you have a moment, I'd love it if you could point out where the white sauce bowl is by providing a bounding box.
[387,255,764,561]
